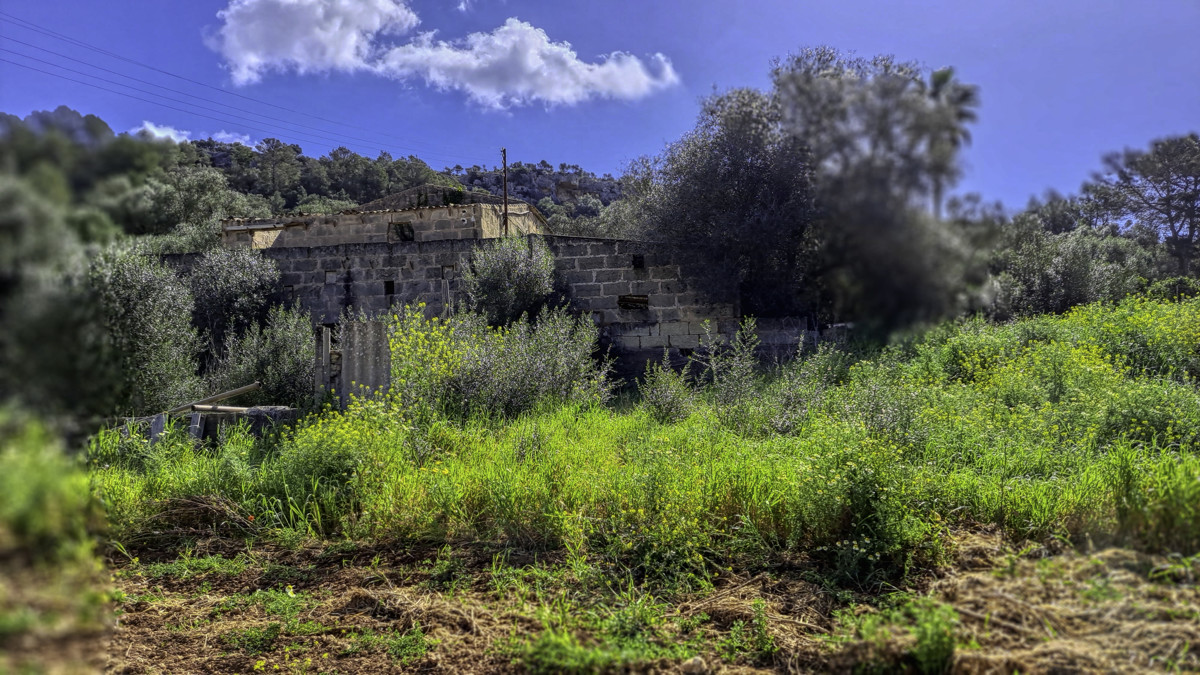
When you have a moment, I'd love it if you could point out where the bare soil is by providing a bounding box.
[6,531,1198,673]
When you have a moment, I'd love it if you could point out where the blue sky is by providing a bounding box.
[0,0,1196,208]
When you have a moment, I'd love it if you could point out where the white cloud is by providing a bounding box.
[212,130,252,145]
[210,1,679,107]
[130,121,191,143]
[211,0,419,85]
[377,19,680,107]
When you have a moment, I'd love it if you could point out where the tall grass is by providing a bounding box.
[91,295,1200,590]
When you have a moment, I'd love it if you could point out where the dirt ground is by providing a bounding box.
[4,530,1198,673]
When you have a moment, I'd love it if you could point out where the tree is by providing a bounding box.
[1086,134,1200,274]
[86,250,201,415]
[254,138,301,201]
[632,87,817,316]
[771,47,987,332]
[185,249,280,366]
[924,67,979,220]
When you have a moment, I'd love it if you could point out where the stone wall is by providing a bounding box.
[221,203,544,250]
[215,235,814,377]
[165,233,817,388]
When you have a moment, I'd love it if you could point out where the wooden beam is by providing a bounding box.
[167,382,260,414]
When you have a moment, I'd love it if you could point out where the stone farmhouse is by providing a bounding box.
[214,191,814,385]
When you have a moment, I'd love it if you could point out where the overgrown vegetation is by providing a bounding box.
[3,43,1200,674]
[460,235,555,326]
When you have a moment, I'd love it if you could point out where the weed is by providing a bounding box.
[222,622,282,654]
[342,623,436,664]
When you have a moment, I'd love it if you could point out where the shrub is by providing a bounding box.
[389,305,612,421]
[204,305,316,408]
[0,410,102,563]
[1145,276,1200,302]
[185,249,279,362]
[691,319,760,401]
[461,236,554,326]
[88,248,201,414]
[764,343,848,434]
[638,350,694,424]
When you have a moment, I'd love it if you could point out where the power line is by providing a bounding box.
[0,57,395,157]
[0,11,490,162]
[0,43,486,166]
[0,34,488,164]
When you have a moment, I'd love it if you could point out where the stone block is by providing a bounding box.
[630,280,661,295]
[573,283,602,297]
[601,282,632,296]
[563,270,595,285]
[669,334,700,349]
[293,259,318,272]
[584,295,619,310]
[616,324,652,337]
[593,269,622,283]
[650,266,681,280]
[659,321,690,336]
[321,258,344,271]
[649,293,676,307]
[642,334,668,349]
[615,335,642,351]
[577,256,607,270]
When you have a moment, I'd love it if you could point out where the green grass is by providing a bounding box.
[90,295,1200,594]
[341,623,436,664]
[141,552,251,579]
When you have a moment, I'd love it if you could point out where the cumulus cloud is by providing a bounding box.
[212,130,252,145]
[130,121,191,143]
[211,0,419,85]
[210,1,679,106]
[377,19,679,107]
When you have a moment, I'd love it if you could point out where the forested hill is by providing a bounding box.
[450,162,622,207]
[0,106,620,221]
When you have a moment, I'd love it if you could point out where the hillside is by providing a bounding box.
[448,161,622,206]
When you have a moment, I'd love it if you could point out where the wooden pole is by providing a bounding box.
[190,405,253,413]
[167,382,261,414]
[502,147,509,236]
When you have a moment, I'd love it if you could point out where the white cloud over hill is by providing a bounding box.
[209,0,678,107]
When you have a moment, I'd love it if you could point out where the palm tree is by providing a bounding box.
[925,68,979,220]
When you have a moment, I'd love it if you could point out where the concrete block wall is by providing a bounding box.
[171,234,815,383]
[263,239,475,323]
[540,236,741,362]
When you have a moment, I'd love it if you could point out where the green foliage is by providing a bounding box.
[142,553,251,579]
[0,411,102,563]
[90,295,1200,604]
[87,249,201,414]
[205,305,316,408]
[629,87,816,317]
[638,350,694,424]
[388,305,613,421]
[718,598,777,662]
[222,622,282,655]
[185,248,280,360]
[990,218,1158,318]
[343,623,435,664]
[461,236,555,326]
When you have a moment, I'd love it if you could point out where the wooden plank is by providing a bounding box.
[191,405,251,413]
[167,382,260,414]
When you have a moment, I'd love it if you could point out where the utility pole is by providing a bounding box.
[501,147,509,236]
